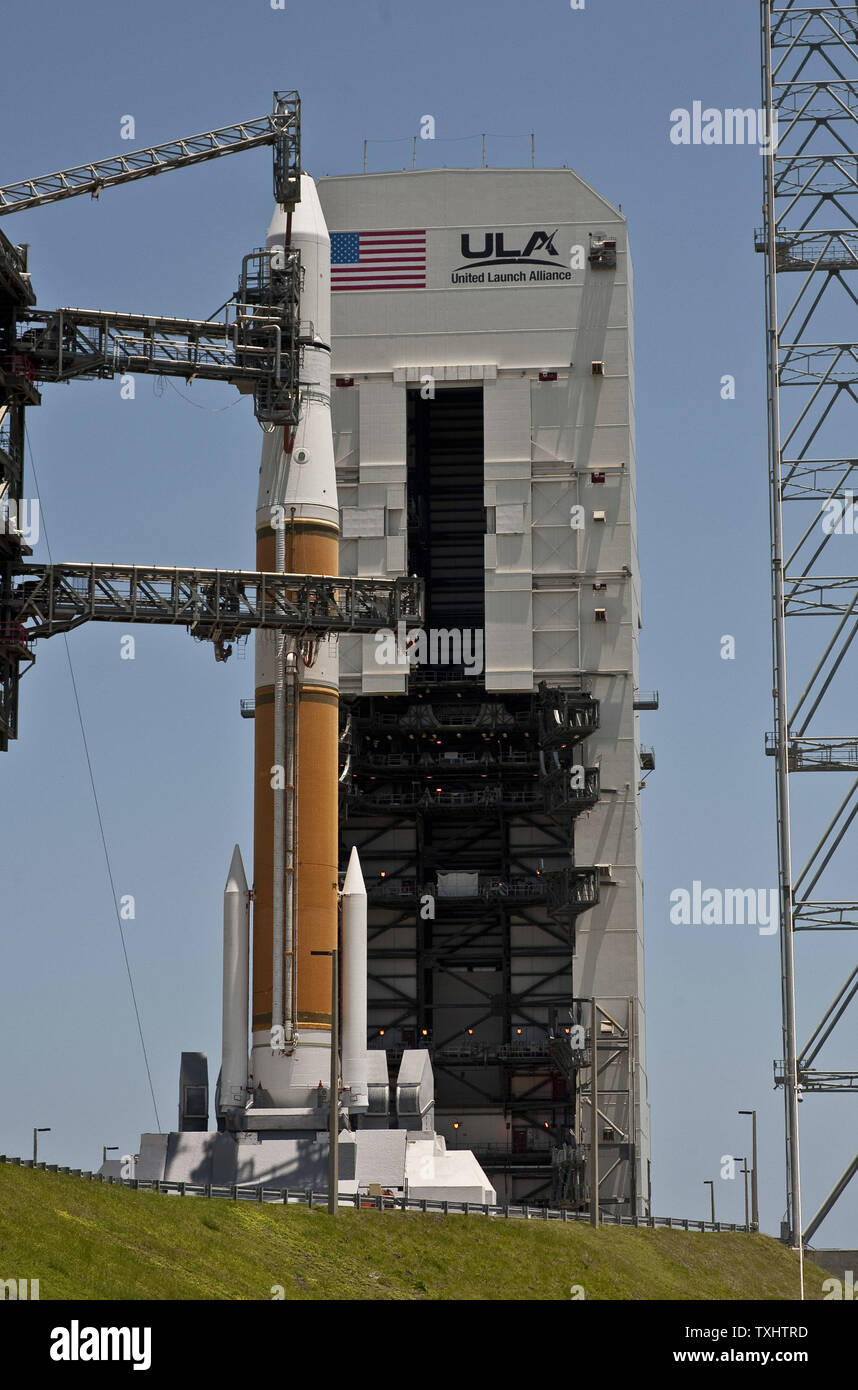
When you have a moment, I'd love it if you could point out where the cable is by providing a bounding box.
[25,428,162,1131]
[155,375,242,412]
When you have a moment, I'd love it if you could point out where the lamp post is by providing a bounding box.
[33,1127,50,1164]
[704,1179,715,1225]
[590,997,599,1228]
[103,1145,119,1168]
[739,1109,759,1230]
[311,947,339,1216]
[738,1156,750,1229]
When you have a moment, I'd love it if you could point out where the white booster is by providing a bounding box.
[341,846,369,1109]
[221,844,250,1111]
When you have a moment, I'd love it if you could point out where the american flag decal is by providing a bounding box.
[330,229,427,290]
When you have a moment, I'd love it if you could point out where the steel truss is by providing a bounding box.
[0,562,420,748]
[1,242,303,430]
[9,563,420,640]
[0,94,311,749]
[761,0,858,1245]
[0,94,300,215]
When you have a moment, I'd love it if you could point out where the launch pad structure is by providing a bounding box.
[0,94,655,1214]
[4,12,857,1241]
[318,166,652,1211]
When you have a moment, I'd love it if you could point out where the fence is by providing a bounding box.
[0,1154,752,1232]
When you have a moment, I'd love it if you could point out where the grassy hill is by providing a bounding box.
[0,1163,828,1301]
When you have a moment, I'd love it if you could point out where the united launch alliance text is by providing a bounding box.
[451,269,573,284]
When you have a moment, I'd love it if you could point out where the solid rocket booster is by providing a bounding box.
[252,176,339,1093]
[221,845,250,1111]
[341,845,369,1109]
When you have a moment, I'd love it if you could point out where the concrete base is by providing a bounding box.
[104,1124,496,1204]
[105,1044,496,1203]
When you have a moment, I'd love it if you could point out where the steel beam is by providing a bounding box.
[803,1151,858,1245]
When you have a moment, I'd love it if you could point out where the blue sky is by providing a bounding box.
[1,0,854,1249]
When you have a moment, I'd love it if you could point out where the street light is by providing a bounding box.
[738,1156,750,1229]
[103,1145,119,1167]
[704,1179,715,1224]
[33,1127,50,1163]
[311,947,339,1216]
[738,1109,759,1230]
[590,996,599,1229]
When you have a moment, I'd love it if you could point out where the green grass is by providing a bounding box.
[0,1163,828,1300]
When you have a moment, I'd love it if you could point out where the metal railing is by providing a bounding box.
[0,1153,751,1231]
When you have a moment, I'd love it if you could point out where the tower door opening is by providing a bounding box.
[407,386,485,634]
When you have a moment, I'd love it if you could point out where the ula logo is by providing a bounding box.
[458,230,560,269]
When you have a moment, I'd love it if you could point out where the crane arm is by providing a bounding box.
[0,92,300,215]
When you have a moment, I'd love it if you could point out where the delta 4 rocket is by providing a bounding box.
[251,174,341,1106]
[219,175,354,1118]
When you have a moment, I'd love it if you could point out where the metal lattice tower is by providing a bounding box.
[760,0,858,1247]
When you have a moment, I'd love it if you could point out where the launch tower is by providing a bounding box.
[320,167,651,1211]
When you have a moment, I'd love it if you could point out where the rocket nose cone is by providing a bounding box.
[342,845,367,897]
[266,173,329,248]
[225,844,248,895]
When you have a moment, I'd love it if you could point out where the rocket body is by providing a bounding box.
[251,176,340,1103]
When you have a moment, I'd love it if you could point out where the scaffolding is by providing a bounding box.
[760,0,858,1246]
[0,94,304,750]
[339,676,605,1204]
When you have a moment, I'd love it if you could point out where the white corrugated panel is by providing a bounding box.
[359,381,405,463]
[484,378,531,462]
[484,588,533,690]
[342,506,384,537]
[496,503,525,534]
